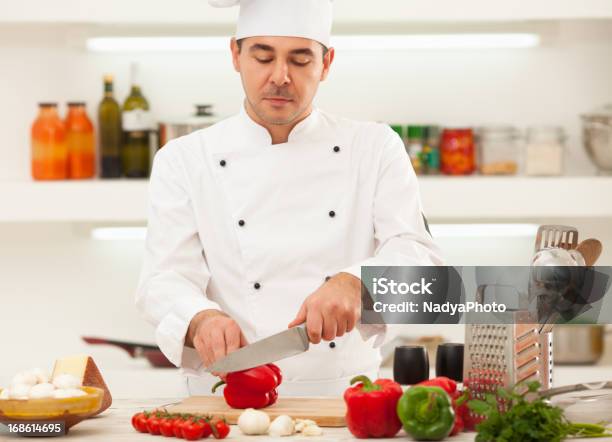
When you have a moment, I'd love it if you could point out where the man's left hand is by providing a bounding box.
[288,272,361,344]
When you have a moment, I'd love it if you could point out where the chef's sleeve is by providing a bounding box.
[342,126,445,280]
[136,144,221,371]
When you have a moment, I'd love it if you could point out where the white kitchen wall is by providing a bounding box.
[1,19,612,179]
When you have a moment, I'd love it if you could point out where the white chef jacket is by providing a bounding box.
[136,105,444,396]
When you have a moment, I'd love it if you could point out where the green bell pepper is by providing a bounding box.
[397,385,455,441]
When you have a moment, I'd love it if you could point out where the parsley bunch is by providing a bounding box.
[468,381,612,442]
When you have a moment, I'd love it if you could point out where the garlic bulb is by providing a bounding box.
[268,415,294,437]
[302,424,323,436]
[295,419,317,432]
[238,408,270,435]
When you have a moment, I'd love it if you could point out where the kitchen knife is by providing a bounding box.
[205,324,309,373]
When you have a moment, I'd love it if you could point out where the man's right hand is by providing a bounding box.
[186,309,248,371]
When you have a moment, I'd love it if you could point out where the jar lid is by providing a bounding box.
[38,102,57,107]
[407,125,424,139]
[67,101,86,107]
[526,126,566,142]
[477,125,520,140]
[389,124,404,137]
[581,103,612,123]
[195,104,214,117]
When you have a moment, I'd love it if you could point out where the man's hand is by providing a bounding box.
[287,272,362,344]
[186,309,248,370]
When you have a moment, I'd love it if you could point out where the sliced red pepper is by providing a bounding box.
[225,365,279,394]
[213,381,273,409]
[267,363,282,386]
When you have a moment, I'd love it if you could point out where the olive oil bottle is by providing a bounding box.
[122,63,152,178]
[98,75,122,178]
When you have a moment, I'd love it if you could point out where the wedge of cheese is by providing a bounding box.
[52,355,112,414]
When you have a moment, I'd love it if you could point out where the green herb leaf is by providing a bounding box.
[468,399,493,415]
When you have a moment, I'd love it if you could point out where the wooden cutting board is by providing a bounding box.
[166,396,346,427]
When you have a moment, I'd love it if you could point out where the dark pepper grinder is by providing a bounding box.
[393,345,429,385]
[435,343,464,382]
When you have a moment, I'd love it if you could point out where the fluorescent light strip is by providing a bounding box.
[429,224,539,238]
[333,34,540,50]
[86,33,540,53]
[91,227,147,241]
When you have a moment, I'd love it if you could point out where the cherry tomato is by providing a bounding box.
[201,420,213,438]
[212,419,230,439]
[182,420,205,441]
[173,417,186,438]
[159,417,176,437]
[146,415,162,435]
[131,412,149,433]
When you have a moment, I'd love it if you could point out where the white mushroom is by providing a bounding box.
[52,374,81,390]
[8,384,31,399]
[268,415,294,437]
[29,368,50,384]
[11,372,38,387]
[237,408,270,435]
[29,383,56,399]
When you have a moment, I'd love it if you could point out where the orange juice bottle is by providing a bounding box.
[31,103,68,180]
[65,102,95,179]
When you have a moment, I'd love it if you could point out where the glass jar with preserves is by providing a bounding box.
[477,126,520,175]
[440,128,476,175]
[65,102,95,179]
[31,103,68,180]
[525,126,565,176]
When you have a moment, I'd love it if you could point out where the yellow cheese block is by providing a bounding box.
[52,355,112,415]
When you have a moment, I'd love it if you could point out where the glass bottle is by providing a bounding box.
[31,103,68,180]
[122,63,152,178]
[98,75,122,178]
[65,102,95,179]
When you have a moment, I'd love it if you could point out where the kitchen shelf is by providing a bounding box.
[1,177,611,223]
[1,0,612,25]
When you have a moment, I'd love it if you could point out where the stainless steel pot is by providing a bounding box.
[158,105,217,148]
[581,104,612,174]
[553,325,605,365]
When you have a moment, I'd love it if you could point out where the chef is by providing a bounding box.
[136,0,444,397]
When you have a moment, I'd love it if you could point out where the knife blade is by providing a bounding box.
[205,324,309,373]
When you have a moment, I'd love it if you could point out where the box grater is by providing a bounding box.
[463,225,579,423]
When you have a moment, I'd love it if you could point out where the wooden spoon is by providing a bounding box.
[576,238,603,266]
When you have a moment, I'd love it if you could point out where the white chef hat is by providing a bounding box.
[209,0,333,47]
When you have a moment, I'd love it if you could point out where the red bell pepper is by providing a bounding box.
[418,376,457,394]
[344,375,403,438]
[212,363,282,409]
[418,377,469,436]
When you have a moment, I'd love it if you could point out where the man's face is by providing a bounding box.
[231,36,334,126]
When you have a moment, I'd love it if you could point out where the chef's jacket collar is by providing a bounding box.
[239,103,321,146]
